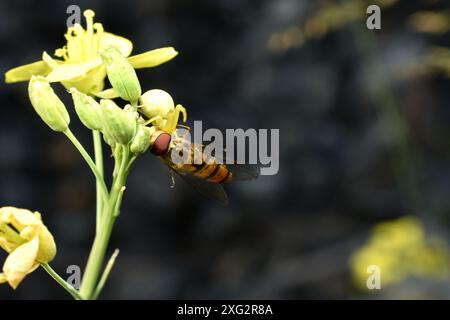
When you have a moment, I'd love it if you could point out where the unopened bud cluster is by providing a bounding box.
[28,76,70,132]
[27,44,186,157]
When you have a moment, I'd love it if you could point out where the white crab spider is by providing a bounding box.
[139,89,187,135]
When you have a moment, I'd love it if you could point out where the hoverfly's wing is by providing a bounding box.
[198,145,260,182]
[175,126,258,177]
[169,167,229,206]
[212,152,260,181]
[225,163,259,181]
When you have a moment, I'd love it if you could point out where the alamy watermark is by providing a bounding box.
[366,265,381,290]
[366,5,381,30]
[171,121,279,176]
[66,265,81,289]
[66,5,81,27]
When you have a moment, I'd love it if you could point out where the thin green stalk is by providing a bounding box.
[112,145,122,180]
[349,24,424,212]
[93,130,105,235]
[92,249,120,300]
[114,151,136,217]
[41,263,83,300]
[78,194,117,299]
[125,155,137,174]
[79,146,130,299]
[64,129,109,199]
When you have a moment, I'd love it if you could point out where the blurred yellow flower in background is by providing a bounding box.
[4,9,178,95]
[267,0,399,53]
[0,207,56,289]
[408,11,450,35]
[349,216,450,290]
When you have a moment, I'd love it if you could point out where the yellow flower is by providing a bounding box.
[0,207,56,289]
[349,216,450,290]
[4,9,178,95]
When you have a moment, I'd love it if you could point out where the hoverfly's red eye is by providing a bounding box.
[150,132,171,155]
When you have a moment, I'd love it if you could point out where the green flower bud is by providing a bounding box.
[100,46,141,103]
[28,76,70,132]
[130,125,152,154]
[100,99,137,145]
[102,131,116,148]
[70,88,103,131]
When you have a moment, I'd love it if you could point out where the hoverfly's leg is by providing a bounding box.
[177,124,191,131]
[181,127,191,140]
[170,171,176,189]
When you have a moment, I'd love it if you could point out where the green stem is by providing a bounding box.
[64,129,109,199]
[41,263,83,300]
[125,155,137,174]
[112,144,122,180]
[349,23,424,213]
[93,130,105,235]
[79,146,130,299]
[92,249,120,300]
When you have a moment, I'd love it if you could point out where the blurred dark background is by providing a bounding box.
[0,0,449,299]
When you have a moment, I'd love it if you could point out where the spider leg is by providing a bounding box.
[165,105,187,134]
[144,115,163,126]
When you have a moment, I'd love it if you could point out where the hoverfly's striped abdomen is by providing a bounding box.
[187,143,233,184]
[153,127,258,205]
[161,143,234,184]
[192,162,233,184]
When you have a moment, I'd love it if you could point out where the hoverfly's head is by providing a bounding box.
[149,128,172,155]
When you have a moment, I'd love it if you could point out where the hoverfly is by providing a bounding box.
[147,126,258,205]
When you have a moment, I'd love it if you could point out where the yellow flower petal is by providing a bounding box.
[0,207,56,264]
[4,60,51,83]
[93,88,119,99]
[36,225,56,263]
[128,47,178,69]
[5,207,41,231]
[0,237,19,254]
[46,57,102,83]
[42,51,62,69]
[61,65,107,94]
[101,32,133,57]
[3,236,39,289]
